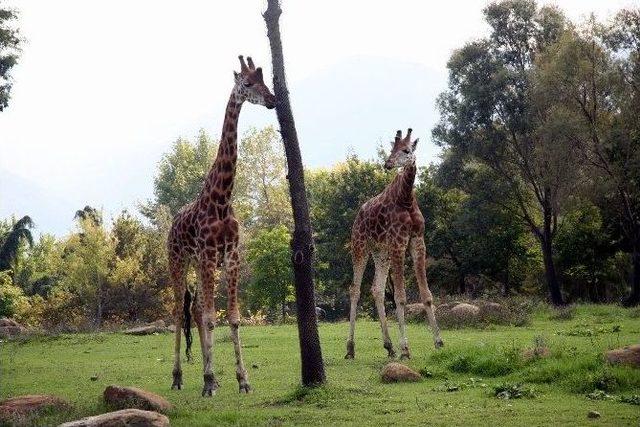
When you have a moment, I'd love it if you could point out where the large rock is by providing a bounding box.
[605,344,640,368]
[404,303,426,321]
[450,303,480,318]
[60,409,169,427]
[103,385,173,413]
[0,394,68,424]
[123,320,168,336]
[0,317,27,338]
[381,362,421,383]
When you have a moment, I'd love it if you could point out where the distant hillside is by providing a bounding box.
[1,56,446,235]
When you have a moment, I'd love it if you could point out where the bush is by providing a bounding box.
[0,273,29,319]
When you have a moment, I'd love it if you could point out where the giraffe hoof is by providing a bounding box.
[345,341,355,359]
[435,338,444,349]
[171,370,183,390]
[400,352,411,360]
[202,374,219,397]
[344,353,354,359]
[239,383,252,393]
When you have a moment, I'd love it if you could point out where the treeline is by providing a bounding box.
[1,0,639,329]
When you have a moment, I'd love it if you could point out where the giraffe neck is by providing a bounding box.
[201,89,243,206]
[389,162,416,207]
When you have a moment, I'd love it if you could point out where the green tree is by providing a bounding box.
[245,225,293,320]
[433,0,574,305]
[0,3,21,111]
[235,126,291,231]
[61,215,114,327]
[0,215,34,272]
[534,15,640,304]
[306,156,392,311]
[147,129,218,216]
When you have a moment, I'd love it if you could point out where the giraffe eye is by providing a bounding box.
[243,82,253,87]
[403,149,410,154]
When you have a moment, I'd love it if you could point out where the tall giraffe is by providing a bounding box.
[168,56,276,396]
[345,129,443,360]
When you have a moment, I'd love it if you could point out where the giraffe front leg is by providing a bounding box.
[410,237,443,349]
[372,252,395,358]
[197,257,219,397]
[225,247,251,393]
[346,253,366,359]
[390,249,410,360]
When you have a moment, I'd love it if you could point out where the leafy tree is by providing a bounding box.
[0,3,21,111]
[12,234,62,297]
[433,0,574,305]
[61,215,114,327]
[235,126,291,231]
[74,205,102,226]
[147,129,218,216]
[306,156,391,311]
[534,15,640,305]
[0,215,34,272]
[245,225,293,320]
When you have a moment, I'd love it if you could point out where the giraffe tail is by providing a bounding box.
[183,288,193,361]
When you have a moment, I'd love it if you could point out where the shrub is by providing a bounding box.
[549,305,575,321]
[493,383,537,399]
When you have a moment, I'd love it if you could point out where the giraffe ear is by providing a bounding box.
[234,71,241,83]
[412,138,419,151]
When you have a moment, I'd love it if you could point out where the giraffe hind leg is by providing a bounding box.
[169,254,189,390]
[346,249,366,359]
[410,236,443,348]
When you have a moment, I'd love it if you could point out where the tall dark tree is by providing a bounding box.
[0,2,21,111]
[264,0,325,386]
[433,0,573,305]
[534,13,640,305]
[0,215,34,272]
[74,205,103,226]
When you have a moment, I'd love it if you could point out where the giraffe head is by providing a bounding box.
[384,128,418,170]
[233,55,276,109]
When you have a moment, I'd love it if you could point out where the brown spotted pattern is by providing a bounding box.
[345,129,443,360]
[168,56,275,397]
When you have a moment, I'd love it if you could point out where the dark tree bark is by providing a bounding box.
[625,240,640,306]
[263,0,326,386]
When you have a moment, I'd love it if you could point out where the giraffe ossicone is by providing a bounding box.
[346,128,444,360]
[167,55,276,397]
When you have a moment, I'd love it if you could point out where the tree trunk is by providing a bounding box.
[624,239,640,306]
[263,0,326,386]
[540,228,563,306]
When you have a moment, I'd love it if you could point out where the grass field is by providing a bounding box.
[1,305,639,426]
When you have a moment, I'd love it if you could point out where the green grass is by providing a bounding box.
[1,305,639,426]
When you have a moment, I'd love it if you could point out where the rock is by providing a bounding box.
[587,410,601,419]
[435,303,452,314]
[123,320,168,336]
[0,394,68,424]
[605,344,640,368]
[103,385,173,413]
[60,409,169,427]
[167,324,176,333]
[404,303,426,321]
[0,317,27,338]
[522,346,550,360]
[450,303,480,318]
[381,362,422,383]
[0,317,20,327]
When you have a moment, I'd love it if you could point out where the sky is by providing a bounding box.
[1,0,637,236]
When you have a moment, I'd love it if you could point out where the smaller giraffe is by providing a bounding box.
[346,128,443,360]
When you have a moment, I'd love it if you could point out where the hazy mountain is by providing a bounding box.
[2,56,446,236]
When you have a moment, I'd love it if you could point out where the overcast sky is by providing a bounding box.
[1,0,637,235]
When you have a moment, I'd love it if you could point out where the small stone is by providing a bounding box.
[588,410,601,419]
[90,375,99,381]
[381,362,421,383]
[252,363,259,369]
[103,385,173,413]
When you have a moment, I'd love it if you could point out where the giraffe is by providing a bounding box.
[168,55,276,396]
[345,128,444,360]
